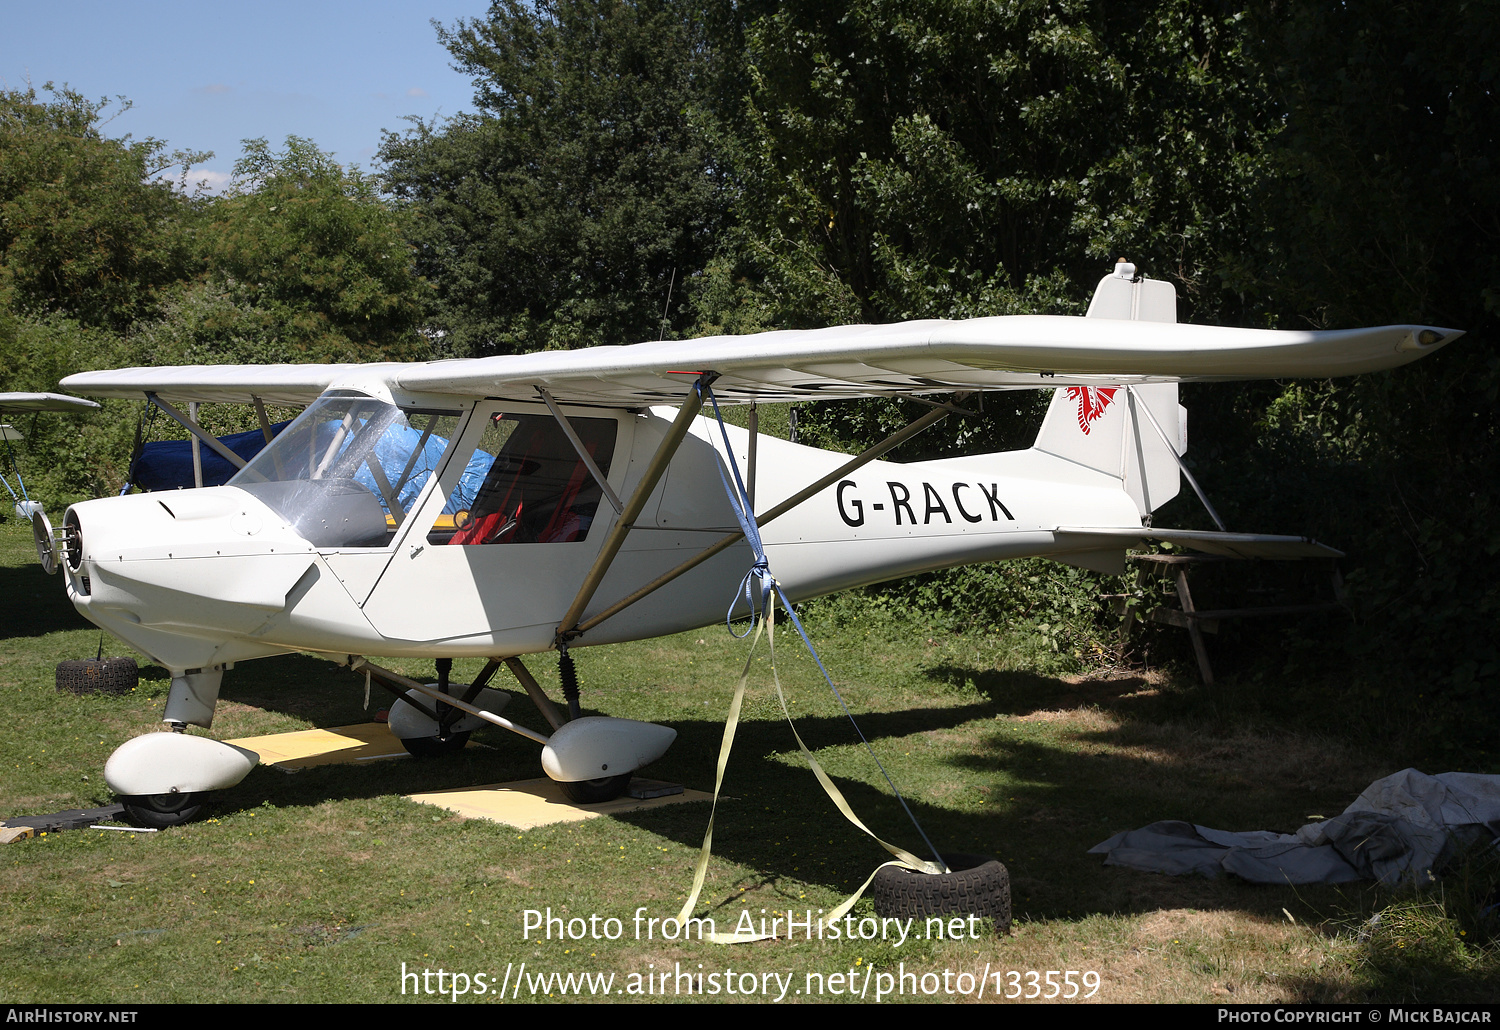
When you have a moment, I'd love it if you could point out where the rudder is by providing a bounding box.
[1032,261,1185,517]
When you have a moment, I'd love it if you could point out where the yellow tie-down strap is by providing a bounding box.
[675,601,943,944]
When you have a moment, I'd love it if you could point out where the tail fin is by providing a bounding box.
[1033,261,1186,517]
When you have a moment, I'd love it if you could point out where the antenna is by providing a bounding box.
[657,267,676,340]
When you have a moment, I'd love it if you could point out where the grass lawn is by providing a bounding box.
[1,518,1495,1004]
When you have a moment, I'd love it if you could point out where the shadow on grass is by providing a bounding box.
[35,609,1490,1003]
[1284,934,1500,1003]
[197,651,1369,997]
[0,561,92,639]
[924,661,1175,720]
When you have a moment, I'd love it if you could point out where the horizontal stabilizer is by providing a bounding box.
[1054,527,1343,560]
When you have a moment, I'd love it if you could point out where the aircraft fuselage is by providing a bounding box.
[61,395,1137,677]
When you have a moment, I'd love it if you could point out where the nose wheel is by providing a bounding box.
[120,791,206,829]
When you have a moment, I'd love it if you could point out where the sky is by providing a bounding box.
[1,0,491,190]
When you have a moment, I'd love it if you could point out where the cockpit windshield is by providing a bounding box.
[229,393,461,548]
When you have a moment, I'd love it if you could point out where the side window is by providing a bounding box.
[427,412,616,546]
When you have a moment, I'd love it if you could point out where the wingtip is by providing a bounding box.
[1398,326,1464,353]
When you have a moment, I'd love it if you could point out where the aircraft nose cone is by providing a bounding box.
[65,494,173,566]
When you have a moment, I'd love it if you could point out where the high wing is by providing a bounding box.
[58,316,1459,407]
[0,392,102,413]
[55,365,408,407]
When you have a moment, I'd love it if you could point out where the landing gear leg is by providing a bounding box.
[510,653,639,803]
[108,665,233,828]
[356,656,668,806]
[558,648,582,721]
[550,650,631,803]
[397,658,471,758]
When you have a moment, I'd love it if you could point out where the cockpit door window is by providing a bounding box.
[427,411,617,546]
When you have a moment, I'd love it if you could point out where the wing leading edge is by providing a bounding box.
[58,315,1458,407]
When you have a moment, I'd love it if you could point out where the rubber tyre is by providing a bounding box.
[120,791,206,829]
[56,657,138,696]
[399,731,472,758]
[560,774,632,804]
[871,853,1011,934]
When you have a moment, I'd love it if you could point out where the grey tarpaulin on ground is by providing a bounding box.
[1089,769,1500,885]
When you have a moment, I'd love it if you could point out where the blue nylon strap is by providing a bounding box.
[700,387,771,635]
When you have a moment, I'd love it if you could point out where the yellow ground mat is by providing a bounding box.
[227,722,412,769]
[408,779,712,830]
[225,724,710,828]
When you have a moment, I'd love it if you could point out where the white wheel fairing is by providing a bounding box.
[387,687,512,740]
[541,717,676,782]
[104,732,258,796]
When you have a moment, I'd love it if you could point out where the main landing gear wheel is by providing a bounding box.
[870,853,1011,934]
[399,731,472,758]
[560,774,632,804]
[120,791,206,829]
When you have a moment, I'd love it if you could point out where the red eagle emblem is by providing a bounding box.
[1066,386,1119,435]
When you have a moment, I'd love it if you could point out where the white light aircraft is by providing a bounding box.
[2,392,100,521]
[41,263,1458,827]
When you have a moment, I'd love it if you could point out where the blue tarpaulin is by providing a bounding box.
[129,423,292,491]
[351,423,493,515]
[130,419,492,516]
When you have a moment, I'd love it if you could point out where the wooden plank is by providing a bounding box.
[1176,567,1215,685]
[1149,607,1220,633]
[1180,603,1346,621]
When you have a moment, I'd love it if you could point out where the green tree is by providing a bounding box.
[200,137,428,362]
[705,0,1276,467]
[0,313,137,506]
[379,0,739,356]
[0,84,203,330]
[1239,1,1497,330]
[1189,0,1500,747]
[714,0,1272,332]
